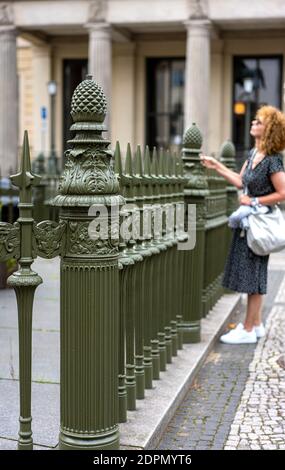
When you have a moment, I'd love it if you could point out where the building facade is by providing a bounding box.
[1,0,285,175]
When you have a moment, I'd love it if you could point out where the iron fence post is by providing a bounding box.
[6,132,42,450]
[53,76,124,450]
[182,123,209,342]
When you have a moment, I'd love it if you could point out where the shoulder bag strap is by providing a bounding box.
[243,148,257,195]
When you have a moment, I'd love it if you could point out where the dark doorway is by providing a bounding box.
[232,55,282,169]
[146,58,185,152]
[63,59,88,152]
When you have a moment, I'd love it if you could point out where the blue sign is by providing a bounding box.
[41,106,47,120]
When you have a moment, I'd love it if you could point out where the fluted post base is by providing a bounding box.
[126,364,136,411]
[118,374,127,423]
[170,320,178,356]
[164,326,172,363]
[158,332,167,371]
[151,339,160,380]
[180,321,201,344]
[59,428,119,450]
[143,346,153,389]
[59,255,119,451]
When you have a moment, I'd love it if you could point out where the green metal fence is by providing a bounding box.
[0,76,237,450]
[31,152,60,223]
[0,170,19,287]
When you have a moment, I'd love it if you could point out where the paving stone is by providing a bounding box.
[225,283,285,450]
[158,270,284,451]
[0,378,59,447]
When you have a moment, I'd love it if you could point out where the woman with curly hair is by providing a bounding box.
[200,105,285,344]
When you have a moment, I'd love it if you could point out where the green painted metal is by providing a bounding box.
[176,315,184,349]
[148,147,161,381]
[0,167,18,224]
[52,75,124,450]
[182,123,209,343]
[122,143,139,411]
[154,148,167,371]
[141,145,154,390]
[114,141,128,423]
[219,140,238,219]
[0,132,42,450]
[31,152,60,223]
[175,153,186,350]
[0,72,237,450]
[163,150,173,365]
[219,140,238,293]
[133,145,146,400]
[202,161,228,316]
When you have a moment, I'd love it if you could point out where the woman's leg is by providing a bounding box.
[254,296,263,327]
[244,293,263,331]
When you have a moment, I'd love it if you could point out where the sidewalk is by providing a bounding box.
[0,250,284,450]
[157,250,285,450]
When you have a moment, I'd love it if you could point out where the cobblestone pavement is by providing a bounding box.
[225,289,285,449]
[157,269,285,450]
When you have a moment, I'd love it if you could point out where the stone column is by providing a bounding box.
[184,17,211,152]
[32,45,51,157]
[87,22,112,136]
[0,8,18,176]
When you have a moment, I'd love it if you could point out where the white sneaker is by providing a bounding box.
[220,322,257,344]
[255,323,265,338]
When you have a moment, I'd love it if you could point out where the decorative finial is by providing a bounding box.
[70,76,107,123]
[11,131,41,192]
[183,123,203,151]
[219,140,236,160]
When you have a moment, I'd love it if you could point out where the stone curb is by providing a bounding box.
[120,292,241,449]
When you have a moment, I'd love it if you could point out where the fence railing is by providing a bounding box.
[0,75,237,450]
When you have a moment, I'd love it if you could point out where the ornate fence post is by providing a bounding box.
[175,152,186,349]
[141,145,154,390]
[220,140,238,220]
[32,153,49,223]
[53,75,124,450]
[219,140,238,289]
[114,141,130,423]
[149,148,162,379]
[202,154,228,315]
[182,123,209,342]
[0,132,42,450]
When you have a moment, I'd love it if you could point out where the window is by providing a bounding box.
[232,56,282,169]
[146,58,185,152]
[63,59,88,153]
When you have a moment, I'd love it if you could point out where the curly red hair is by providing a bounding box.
[256,105,285,155]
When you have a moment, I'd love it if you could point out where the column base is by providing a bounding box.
[126,364,136,411]
[151,340,160,380]
[18,441,33,451]
[59,427,120,450]
[164,326,173,364]
[118,374,127,423]
[181,322,201,343]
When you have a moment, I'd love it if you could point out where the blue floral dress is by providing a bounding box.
[222,151,285,294]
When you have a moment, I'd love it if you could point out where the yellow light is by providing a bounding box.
[234,102,246,115]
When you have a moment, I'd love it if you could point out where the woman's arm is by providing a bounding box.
[200,155,247,189]
[257,172,285,205]
[238,171,285,206]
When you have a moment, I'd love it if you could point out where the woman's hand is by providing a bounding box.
[239,194,252,206]
[200,155,219,170]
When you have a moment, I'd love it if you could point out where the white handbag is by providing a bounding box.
[246,204,285,256]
